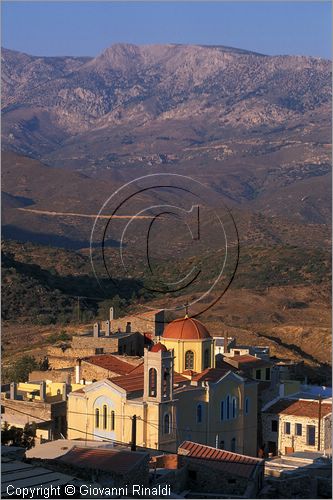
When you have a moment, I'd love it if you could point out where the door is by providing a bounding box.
[268,441,277,456]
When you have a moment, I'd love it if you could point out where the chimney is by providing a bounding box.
[39,381,47,402]
[104,320,111,337]
[62,383,67,401]
[10,382,17,400]
[75,359,81,384]
[126,322,131,333]
[110,307,114,321]
[224,331,229,354]
[93,322,100,338]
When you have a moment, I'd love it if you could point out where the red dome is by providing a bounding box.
[151,342,167,352]
[162,317,211,340]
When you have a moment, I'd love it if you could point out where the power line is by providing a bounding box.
[2,404,331,466]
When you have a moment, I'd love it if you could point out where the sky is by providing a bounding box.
[2,1,331,59]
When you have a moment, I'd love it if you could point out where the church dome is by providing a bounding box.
[162,317,211,340]
[150,342,167,352]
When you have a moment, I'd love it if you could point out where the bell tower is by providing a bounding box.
[143,343,174,402]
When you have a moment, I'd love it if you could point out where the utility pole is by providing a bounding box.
[318,395,322,451]
[77,296,80,323]
[131,415,137,451]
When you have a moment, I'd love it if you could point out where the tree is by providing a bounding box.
[1,422,36,449]
[4,355,38,383]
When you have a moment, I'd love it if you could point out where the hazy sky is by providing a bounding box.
[2,1,331,59]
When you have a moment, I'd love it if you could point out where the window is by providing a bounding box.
[197,404,202,423]
[103,405,107,430]
[256,369,261,380]
[271,420,278,432]
[149,368,157,397]
[226,395,230,420]
[285,422,291,435]
[188,470,197,480]
[111,410,115,431]
[232,397,237,419]
[164,413,171,434]
[295,423,302,436]
[231,437,236,452]
[265,367,271,381]
[234,350,240,356]
[204,348,210,369]
[219,440,225,449]
[185,350,194,370]
[307,425,316,446]
[163,368,170,397]
[95,408,100,428]
[245,397,249,416]
[220,401,224,421]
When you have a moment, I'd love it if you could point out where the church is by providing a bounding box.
[67,316,258,455]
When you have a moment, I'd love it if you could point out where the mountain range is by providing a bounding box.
[1,43,331,248]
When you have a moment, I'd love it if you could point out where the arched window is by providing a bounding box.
[197,404,203,423]
[149,368,157,397]
[95,408,100,428]
[103,405,107,429]
[164,413,171,434]
[245,397,249,416]
[226,395,230,420]
[111,410,115,431]
[232,397,237,419]
[204,348,210,369]
[185,350,194,370]
[220,401,224,421]
[231,437,236,452]
[163,368,170,397]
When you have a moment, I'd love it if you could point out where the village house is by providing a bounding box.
[261,396,332,456]
[1,380,83,441]
[47,308,163,371]
[67,316,259,456]
[151,441,264,498]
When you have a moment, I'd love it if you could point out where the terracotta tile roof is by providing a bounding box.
[163,317,211,340]
[192,368,230,383]
[82,354,135,376]
[127,363,144,375]
[110,373,145,393]
[263,399,332,418]
[178,441,263,479]
[59,447,148,474]
[111,371,188,393]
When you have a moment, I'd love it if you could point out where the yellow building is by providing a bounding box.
[1,380,83,441]
[67,317,258,456]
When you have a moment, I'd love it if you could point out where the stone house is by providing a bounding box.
[48,328,145,370]
[76,354,142,382]
[261,397,332,456]
[150,440,264,497]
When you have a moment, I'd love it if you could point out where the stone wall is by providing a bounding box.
[47,332,144,370]
[261,474,329,499]
[29,370,73,384]
[262,412,330,455]
[178,456,251,496]
[110,310,165,337]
